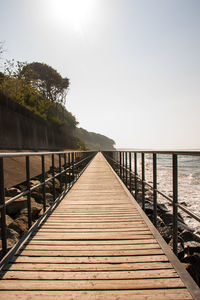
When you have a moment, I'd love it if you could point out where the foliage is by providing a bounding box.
[75,127,115,150]
[20,62,69,105]
[0,58,116,150]
[0,60,76,130]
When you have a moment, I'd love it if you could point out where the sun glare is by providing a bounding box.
[48,0,96,33]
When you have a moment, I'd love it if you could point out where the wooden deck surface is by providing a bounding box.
[0,153,198,299]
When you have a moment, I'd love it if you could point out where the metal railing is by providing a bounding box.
[0,150,97,258]
[103,150,200,256]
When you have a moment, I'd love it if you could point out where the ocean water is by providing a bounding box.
[119,152,200,233]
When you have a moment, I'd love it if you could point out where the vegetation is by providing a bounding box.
[0,57,115,150]
[75,127,115,150]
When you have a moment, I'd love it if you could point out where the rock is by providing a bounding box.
[45,193,54,206]
[180,201,187,206]
[8,215,28,236]
[45,176,61,192]
[157,203,168,212]
[18,184,27,192]
[178,221,193,233]
[6,196,28,216]
[0,228,20,250]
[160,212,184,225]
[179,230,200,243]
[31,191,43,203]
[182,255,200,287]
[144,201,154,215]
[18,199,42,220]
[30,180,43,193]
[0,214,14,227]
[5,187,21,197]
[158,224,172,243]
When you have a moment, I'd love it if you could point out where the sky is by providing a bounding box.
[0,0,200,149]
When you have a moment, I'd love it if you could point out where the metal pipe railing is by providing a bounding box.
[102,150,200,256]
[0,150,96,258]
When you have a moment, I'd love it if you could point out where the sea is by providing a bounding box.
[117,150,200,233]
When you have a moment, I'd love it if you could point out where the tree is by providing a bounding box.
[20,62,69,105]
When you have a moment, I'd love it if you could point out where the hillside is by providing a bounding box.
[75,127,115,151]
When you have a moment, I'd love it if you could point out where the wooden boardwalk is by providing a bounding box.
[0,153,199,299]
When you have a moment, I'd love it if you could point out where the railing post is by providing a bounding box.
[122,152,124,181]
[119,152,122,179]
[68,153,71,187]
[142,153,145,210]
[129,152,132,192]
[41,155,46,213]
[72,152,75,181]
[134,153,138,201]
[173,154,178,256]
[26,156,32,228]
[153,153,157,228]
[64,153,67,189]
[59,154,62,191]
[0,157,7,257]
[125,152,128,186]
[51,154,55,202]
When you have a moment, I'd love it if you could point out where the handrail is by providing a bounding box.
[102,150,200,256]
[0,150,97,259]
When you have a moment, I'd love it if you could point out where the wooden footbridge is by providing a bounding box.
[0,153,199,299]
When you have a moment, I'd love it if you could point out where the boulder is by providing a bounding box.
[0,228,20,250]
[45,193,54,206]
[6,196,28,216]
[0,214,14,227]
[179,230,200,243]
[18,199,42,220]
[181,255,200,287]
[5,187,21,197]
[31,191,43,203]
[8,215,28,236]
[30,180,43,193]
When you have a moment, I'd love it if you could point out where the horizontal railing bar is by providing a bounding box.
[177,203,200,223]
[0,153,95,209]
[0,150,94,158]
[104,153,200,224]
[106,150,200,156]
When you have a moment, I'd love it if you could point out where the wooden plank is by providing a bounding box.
[4,262,173,271]
[12,255,169,263]
[37,228,150,232]
[0,289,193,300]
[23,244,161,250]
[41,222,147,228]
[0,278,185,290]
[1,269,178,280]
[31,233,154,240]
[26,239,158,245]
[0,153,196,300]
[17,249,164,257]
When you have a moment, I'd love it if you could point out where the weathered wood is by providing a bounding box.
[17,249,164,257]
[1,269,178,280]
[5,262,173,271]
[0,153,196,299]
[0,289,192,300]
[12,255,169,263]
[23,244,161,250]
[0,278,185,290]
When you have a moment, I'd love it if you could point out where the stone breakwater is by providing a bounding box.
[126,178,200,287]
[0,167,74,258]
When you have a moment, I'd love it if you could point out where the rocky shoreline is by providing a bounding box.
[126,177,200,287]
[0,167,72,258]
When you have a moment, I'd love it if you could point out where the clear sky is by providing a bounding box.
[0,0,200,149]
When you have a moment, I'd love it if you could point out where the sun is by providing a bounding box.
[48,0,96,32]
